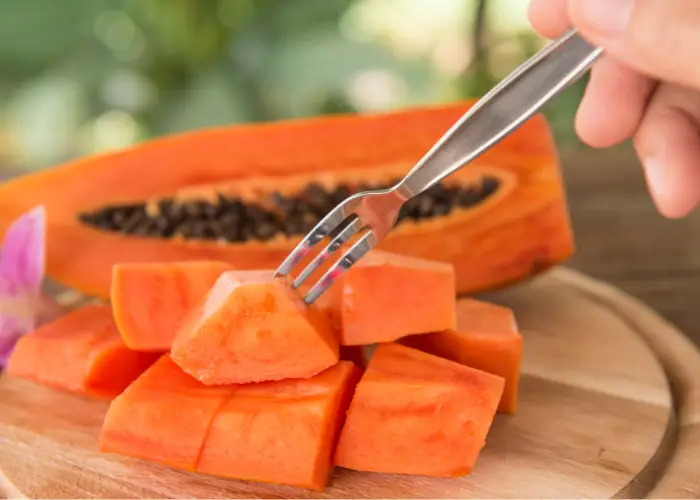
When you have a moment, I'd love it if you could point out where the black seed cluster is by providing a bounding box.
[78,176,500,242]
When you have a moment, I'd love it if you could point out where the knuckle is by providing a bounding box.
[626,0,700,85]
[660,85,700,123]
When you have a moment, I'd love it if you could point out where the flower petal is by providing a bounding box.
[0,205,46,293]
[0,206,49,368]
[0,294,68,368]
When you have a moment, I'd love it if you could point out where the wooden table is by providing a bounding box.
[559,143,700,348]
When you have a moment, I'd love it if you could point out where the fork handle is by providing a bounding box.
[397,30,603,198]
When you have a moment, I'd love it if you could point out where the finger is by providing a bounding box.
[568,0,700,90]
[527,0,570,39]
[575,56,656,148]
[633,84,700,218]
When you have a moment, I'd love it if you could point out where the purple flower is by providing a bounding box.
[0,206,47,367]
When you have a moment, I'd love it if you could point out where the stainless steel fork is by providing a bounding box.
[275,29,603,304]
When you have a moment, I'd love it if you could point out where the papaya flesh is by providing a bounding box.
[0,101,572,299]
[5,305,160,399]
[99,355,234,471]
[196,361,361,491]
[170,270,339,385]
[99,357,361,490]
[111,260,233,351]
[401,298,523,414]
[327,250,457,346]
[334,343,504,478]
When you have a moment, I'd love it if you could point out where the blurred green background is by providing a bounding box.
[0,0,588,175]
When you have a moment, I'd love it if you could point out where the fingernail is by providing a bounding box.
[643,158,697,218]
[574,0,634,36]
[642,158,667,202]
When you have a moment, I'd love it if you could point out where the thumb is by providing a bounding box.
[568,0,700,90]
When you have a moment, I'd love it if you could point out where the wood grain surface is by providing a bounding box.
[561,144,700,497]
[3,267,697,499]
[559,144,700,348]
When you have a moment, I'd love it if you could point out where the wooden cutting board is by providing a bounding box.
[1,267,699,499]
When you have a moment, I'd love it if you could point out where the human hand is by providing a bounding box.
[528,0,700,218]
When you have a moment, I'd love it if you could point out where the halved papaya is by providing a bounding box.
[0,101,572,299]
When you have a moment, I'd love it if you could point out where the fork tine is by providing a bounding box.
[291,217,363,290]
[303,230,378,305]
[274,203,352,278]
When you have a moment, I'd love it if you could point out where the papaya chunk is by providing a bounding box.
[111,260,232,351]
[99,355,234,470]
[401,298,522,413]
[0,102,572,300]
[334,343,504,477]
[171,270,339,385]
[5,305,160,399]
[196,361,361,491]
[329,251,456,345]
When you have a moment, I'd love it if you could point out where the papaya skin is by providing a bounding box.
[0,101,572,299]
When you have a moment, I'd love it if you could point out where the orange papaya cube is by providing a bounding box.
[334,343,504,477]
[196,361,362,491]
[334,250,456,345]
[171,270,339,385]
[401,298,522,413]
[99,355,235,471]
[111,260,232,351]
[5,305,160,399]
